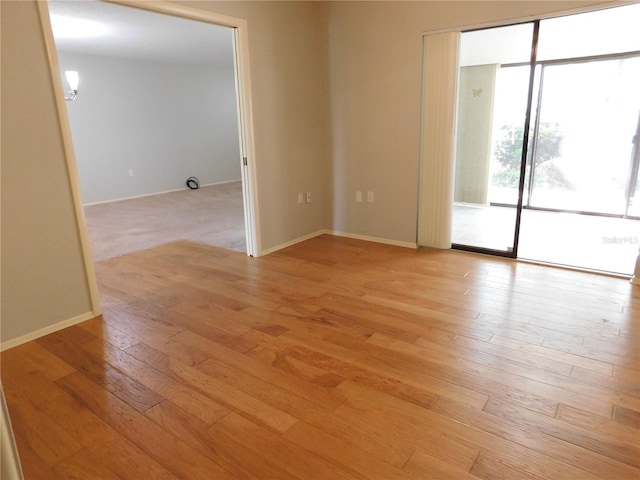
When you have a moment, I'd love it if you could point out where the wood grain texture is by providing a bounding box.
[2,235,639,479]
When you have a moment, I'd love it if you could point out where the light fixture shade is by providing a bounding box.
[65,70,79,91]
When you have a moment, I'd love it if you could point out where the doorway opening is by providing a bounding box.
[44,0,259,266]
[451,3,640,275]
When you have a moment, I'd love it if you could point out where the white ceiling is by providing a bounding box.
[48,0,234,67]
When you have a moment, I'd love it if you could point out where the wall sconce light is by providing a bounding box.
[64,70,79,101]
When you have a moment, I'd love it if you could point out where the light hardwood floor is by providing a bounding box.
[2,235,639,479]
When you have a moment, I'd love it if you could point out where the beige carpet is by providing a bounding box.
[84,181,246,262]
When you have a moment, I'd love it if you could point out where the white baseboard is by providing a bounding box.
[83,179,242,207]
[259,229,417,256]
[327,230,418,249]
[0,311,97,352]
[259,230,326,256]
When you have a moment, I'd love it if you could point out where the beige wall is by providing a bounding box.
[1,1,93,343]
[1,0,612,345]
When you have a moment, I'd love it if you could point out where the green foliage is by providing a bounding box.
[492,122,571,189]
[493,168,522,188]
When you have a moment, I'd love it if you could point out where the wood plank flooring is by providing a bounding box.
[2,234,639,479]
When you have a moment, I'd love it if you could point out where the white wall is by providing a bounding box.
[58,51,241,204]
[454,64,498,205]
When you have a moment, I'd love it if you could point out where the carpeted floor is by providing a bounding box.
[84,181,246,262]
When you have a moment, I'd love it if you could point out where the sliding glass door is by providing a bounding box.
[526,57,640,215]
[451,23,535,254]
[451,3,640,273]
[517,55,640,273]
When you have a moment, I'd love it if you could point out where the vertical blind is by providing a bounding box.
[417,31,460,248]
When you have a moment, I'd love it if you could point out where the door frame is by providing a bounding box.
[448,21,540,259]
[38,0,261,315]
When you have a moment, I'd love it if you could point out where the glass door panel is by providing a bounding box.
[537,3,640,62]
[452,23,534,253]
[490,65,539,207]
[527,57,640,214]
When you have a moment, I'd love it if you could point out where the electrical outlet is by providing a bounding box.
[297,192,304,204]
[356,191,363,203]
[128,169,134,177]
[367,191,374,203]
[306,191,311,204]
